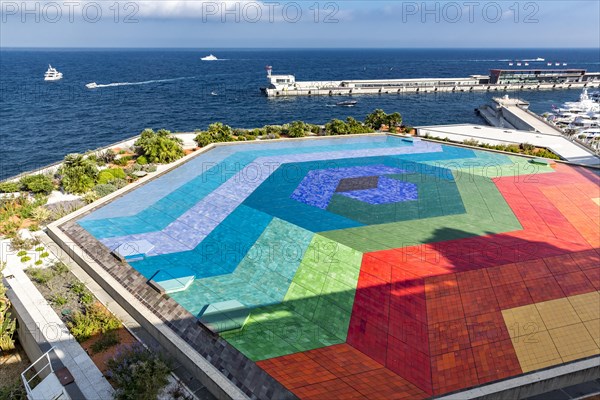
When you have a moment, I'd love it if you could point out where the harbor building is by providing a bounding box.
[261,66,600,97]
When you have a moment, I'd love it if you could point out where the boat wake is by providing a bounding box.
[85,76,194,89]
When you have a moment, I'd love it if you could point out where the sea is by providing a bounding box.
[1,48,599,180]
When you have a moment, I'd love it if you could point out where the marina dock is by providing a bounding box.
[477,96,564,135]
[261,67,600,97]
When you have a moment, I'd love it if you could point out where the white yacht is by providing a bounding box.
[201,54,219,61]
[85,82,98,89]
[44,65,63,81]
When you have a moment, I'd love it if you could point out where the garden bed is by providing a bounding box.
[24,261,137,381]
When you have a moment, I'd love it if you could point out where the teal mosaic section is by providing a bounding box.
[170,218,314,316]
[222,235,363,361]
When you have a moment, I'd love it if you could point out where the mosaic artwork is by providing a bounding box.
[79,136,600,398]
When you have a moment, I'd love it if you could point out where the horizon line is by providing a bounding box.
[2,46,600,50]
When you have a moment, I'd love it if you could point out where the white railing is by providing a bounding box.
[21,347,70,400]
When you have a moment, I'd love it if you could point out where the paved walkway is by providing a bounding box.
[494,97,563,136]
[2,237,114,400]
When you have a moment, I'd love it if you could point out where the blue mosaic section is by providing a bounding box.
[340,177,418,205]
[290,165,407,209]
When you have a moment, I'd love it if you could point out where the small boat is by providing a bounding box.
[210,91,218,96]
[524,62,529,66]
[85,82,98,89]
[555,62,560,66]
[516,62,522,66]
[201,54,218,61]
[562,63,568,66]
[547,63,552,66]
[337,100,357,107]
[535,57,545,62]
[44,65,63,81]
[508,62,514,66]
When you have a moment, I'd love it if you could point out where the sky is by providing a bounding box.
[1,0,599,48]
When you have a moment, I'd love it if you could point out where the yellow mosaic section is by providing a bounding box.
[502,291,600,372]
[592,198,600,206]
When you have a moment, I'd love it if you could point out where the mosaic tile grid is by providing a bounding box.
[75,135,600,400]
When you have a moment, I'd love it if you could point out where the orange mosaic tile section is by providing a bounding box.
[257,344,428,400]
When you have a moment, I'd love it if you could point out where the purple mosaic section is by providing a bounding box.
[339,176,418,205]
[98,141,443,256]
[291,165,407,209]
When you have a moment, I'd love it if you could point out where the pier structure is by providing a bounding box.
[261,67,600,97]
[478,96,564,135]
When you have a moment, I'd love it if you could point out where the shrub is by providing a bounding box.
[107,343,170,400]
[111,178,128,189]
[34,260,42,266]
[94,184,118,198]
[265,125,283,135]
[113,156,132,166]
[9,236,36,251]
[32,206,50,223]
[136,155,148,165]
[287,121,307,138]
[97,168,126,185]
[345,117,372,134]
[25,267,54,284]
[98,149,117,164]
[71,282,86,295]
[325,119,349,135]
[142,164,157,173]
[91,330,120,354]
[19,174,54,194]
[60,154,98,194]
[51,294,68,307]
[365,109,402,130]
[68,303,121,342]
[35,246,44,252]
[308,124,321,134]
[463,139,480,146]
[0,181,20,193]
[40,252,49,258]
[135,129,184,164]
[194,123,235,147]
[83,191,99,204]
[81,292,94,305]
[1,263,17,352]
[17,250,27,257]
[20,256,31,263]
[52,262,69,275]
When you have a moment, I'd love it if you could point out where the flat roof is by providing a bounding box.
[53,134,600,400]
[417,124,600,166]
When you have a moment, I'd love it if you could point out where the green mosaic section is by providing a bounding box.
[320,170,522,253]
[222,234,363,361]
[326,171,464,225]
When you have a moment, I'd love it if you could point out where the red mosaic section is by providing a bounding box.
[257,344,428,400]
